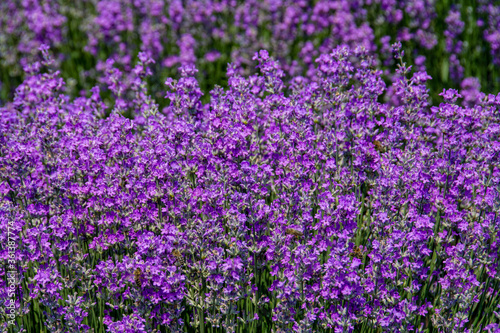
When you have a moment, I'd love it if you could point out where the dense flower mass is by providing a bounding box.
[0,0,500,106]
[2,1,500,332]
[1,40,500,333]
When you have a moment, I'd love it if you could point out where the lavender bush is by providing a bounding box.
[1,39,500,333]
[0,0,500,107]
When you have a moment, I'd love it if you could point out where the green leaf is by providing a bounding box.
[441,59,449,83]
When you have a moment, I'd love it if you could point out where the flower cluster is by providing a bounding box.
[1,44,500,333]
[0,0,499,107]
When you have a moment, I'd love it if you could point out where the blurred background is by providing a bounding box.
[0,0,498,108]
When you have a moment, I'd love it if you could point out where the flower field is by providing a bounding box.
[1,1,500,333]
